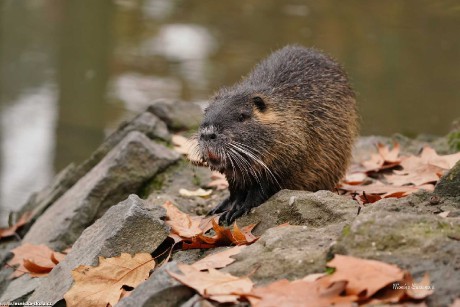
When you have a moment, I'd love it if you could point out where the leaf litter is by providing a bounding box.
[340,143,460,204]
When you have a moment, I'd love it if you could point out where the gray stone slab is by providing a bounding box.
[24,195,170,305]
[117,262,194,307]
[23,131,179,250]
[16,110,169,228]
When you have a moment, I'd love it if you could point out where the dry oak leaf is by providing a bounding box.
[361,142,402,173]
[7,243,66,278]
[385,146,459,186]
[191,246,246,271]
[246,278,357,307]
[340,182,434,199]
[320,254,405,299]
[162,201,204,238]
[64,253,155,307]
[179,188,213,198]
[168,263,253,303]
[0,211,33,239]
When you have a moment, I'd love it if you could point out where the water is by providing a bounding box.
[0,0,459,222]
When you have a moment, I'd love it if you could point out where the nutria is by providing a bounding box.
[196,45,358,224]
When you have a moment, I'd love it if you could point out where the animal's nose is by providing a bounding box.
[200,125,218,141]
[200,131,217,141]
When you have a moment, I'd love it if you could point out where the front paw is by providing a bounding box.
[219,202,251,225]
[208,197,231,215]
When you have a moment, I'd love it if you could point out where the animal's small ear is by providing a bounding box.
[253,96,266,112]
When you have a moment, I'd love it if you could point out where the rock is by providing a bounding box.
[236,190,359,236]
[117,262,194,307]
[17,110,170,227]
[0,275,41,303]
[223,224,343,285]
[331,202,460,307]
[25,195,170,305]
[148,100,203,131]
[22,131,179,250]
[434,160,460,198]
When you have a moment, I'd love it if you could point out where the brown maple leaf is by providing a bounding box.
[64,253,155,307]
[361,143,402,173]
[192,246,246,271]
[162,201,205,238]
[385,146,458,186]
[168,263,253,303]
[246,278,357,307]
[7,243,67,278]
[320,254,405,298]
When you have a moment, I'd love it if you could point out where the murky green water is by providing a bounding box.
[0,0,459,221]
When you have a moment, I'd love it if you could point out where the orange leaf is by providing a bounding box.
[64,253,155,307]
[168,264,253,303]
[7,243,61,278]
[192,246,246,271]
[23,259,54,277]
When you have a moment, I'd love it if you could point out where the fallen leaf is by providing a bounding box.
[64,253,155,307]
[7,243,66,278]
[162,201,204,238]
[418,146,460,169]
[343,172,368,185]
[320,254,405,298]
[361,143,402,173]
[23,259,54,277]
[385,146,459,186]
[438,211,451,218]
[192,246,246,271]
[0,211,33,239]
[168,264,253,303]
[206,171,229,190]
[179,188,213,198]
[385,161,444,186]
[359,193,382,204]
[246,279,356,307]
[340,183,434,197]
[194,220,258,248]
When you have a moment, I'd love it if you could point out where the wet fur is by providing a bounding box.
[196,45,358,224]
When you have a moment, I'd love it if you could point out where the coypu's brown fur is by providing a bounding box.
[197,45,358,224]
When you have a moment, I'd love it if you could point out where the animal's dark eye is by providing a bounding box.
[253,96,266,112]
[238,113,249,122]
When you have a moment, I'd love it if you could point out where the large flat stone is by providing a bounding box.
[23,131,179,250]
[117,262,194,307]
[24,195,170,305]
[236,189,359,236]
[14,110,169,230]
[331,204,460,307]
